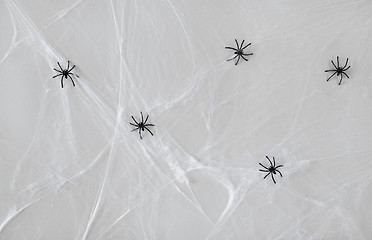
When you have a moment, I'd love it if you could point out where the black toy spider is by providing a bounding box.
[225,39,253,65]
[53,61,76,88]
[130,112,155,139]
[325,56,351,85]
[259,156,283,184]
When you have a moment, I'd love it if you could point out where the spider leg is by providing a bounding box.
[342,72,350,78]
[263,172,270,179]
[138,128,143,139]
[325,69,336,72]
[227,54,238,62]
[234,39,239,49]
[259,163,269,169]
[144,115,149,124]
[240,40,245,49]
[338,74,343,85]
[242,42,251,50]
[337,56,340,68]
[144,124,155,127]
[53,73,62,78]
[131,127,139,132]
[235,55,241,65]
[275,165,283,169]
[343,66,351,71]
[242,53,253,56]
[130,123,138,127]
[271,173,277,184]
[343,58,349,69]
[68,65,75,72]
[326,71,337,81]
[241,55,249,62]
[331,60,337,69]
[144,126,154,136]
[60,76,64,88]
[276,170,283,177]
[68,75,76,87]
[225,47,238,51]
[57,62,64,72]
[53,68,62,73]
[266,156,273,167]
[131,116,139,125]
[67,61,70,70]
[140,112,144,123]
[259,169,269,172]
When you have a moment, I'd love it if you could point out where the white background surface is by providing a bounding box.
[1,0,372,239]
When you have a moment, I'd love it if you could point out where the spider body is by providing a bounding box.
[130,112,155,139]
[138,122,146,131]
[62,69,69,77]
[225,39,253,65]
[53,61,76,88]
[259,156,283,184]
[325,56,351,85]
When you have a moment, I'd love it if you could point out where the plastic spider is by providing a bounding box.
[53,61,76,88]
[259,156,283,184]
[225,39,253,65]
[130,112,155,139]
[325,56,351,85]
